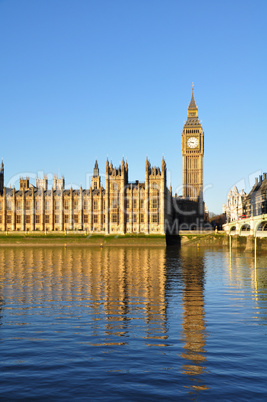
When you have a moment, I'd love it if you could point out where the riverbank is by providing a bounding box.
[0,232,266,250]
[0,232,166,247]
[180,232,267,252]
[180,232,228,246]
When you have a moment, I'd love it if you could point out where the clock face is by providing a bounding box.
[187,137,199,149]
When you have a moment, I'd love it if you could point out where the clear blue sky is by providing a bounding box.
[1,0,267,214]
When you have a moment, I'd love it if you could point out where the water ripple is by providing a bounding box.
[0,246,266,400]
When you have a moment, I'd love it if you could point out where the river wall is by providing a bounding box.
[180,233,267,252]
[0,232,266,251]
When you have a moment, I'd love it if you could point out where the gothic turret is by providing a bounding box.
[53,175,65,191]
[93,160,99,177]
[161,157,166,173]
[92,160,101,189]
[36,174,48,191]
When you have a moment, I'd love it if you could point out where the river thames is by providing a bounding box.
[0,246,266,401]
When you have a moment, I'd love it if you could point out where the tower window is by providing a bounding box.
[152,199,158,209]
[112,198,118,208]
[7,200,12,211]
[152,214,158,223]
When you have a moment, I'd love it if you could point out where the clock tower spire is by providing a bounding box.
[181,85,204,199]
[188,83,198,116]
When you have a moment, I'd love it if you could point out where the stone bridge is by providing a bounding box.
[223,214,267,237]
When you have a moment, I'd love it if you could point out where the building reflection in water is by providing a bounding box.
[165,247,208,393]
[227,248,267,307]
[0,246,209,393]
[0,247,167,346]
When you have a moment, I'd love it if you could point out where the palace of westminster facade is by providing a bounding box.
[0,88,204,234]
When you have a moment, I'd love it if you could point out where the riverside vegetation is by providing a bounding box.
[0,231,266,251]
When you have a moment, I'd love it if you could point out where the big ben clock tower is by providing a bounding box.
[182,84,204,199]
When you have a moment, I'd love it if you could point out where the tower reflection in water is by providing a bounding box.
[0,246,208,393]
[180,248,208,391]
[165,247,208,393]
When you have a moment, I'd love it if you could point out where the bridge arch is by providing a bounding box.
[239,223,250,235]
[230,225,236,235]
[254,220,267,235]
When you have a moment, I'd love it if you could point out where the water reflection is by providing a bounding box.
[0,247,168,343]
[0,246,209,395]
[228,248,267,312]
[166,247,208,393]
[1,246,267,400]
[181,250,207,384]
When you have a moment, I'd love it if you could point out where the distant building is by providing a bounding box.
[244,174,267,218]
[0,158,174,234]
[0,88,205,233]
[223,186,246,222]
[223,173,267,222]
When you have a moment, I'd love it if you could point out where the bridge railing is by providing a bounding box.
[223,214,267,237]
